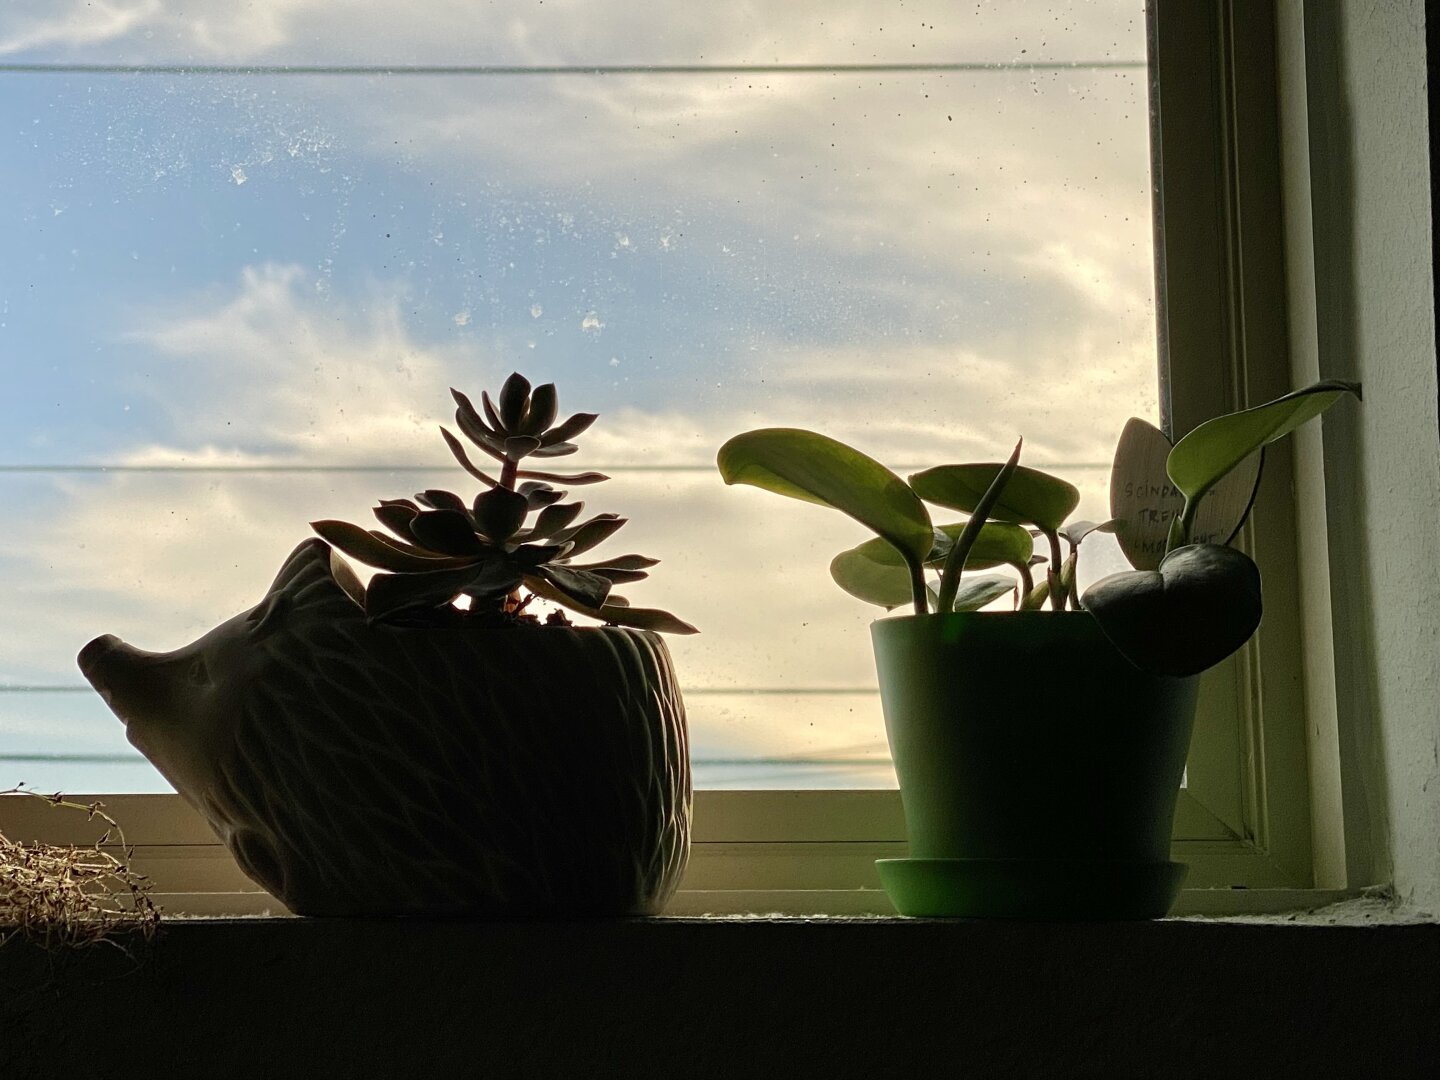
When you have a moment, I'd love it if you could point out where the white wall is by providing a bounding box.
[1281,0,1440,912]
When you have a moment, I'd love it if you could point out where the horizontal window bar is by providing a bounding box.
[0,61,1145,78]
[0,462,1110,474]
[1,685,879,695]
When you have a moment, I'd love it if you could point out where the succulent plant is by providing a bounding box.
[312,373,697,634]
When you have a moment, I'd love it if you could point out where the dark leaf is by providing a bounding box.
[312,519,477,572]
[529,441,579,458]
[511,541,572,567]
[585,567,649,585]
[542,412,599,446]
[415,488,468,514]
[518,481,567,508]
[409,509,483,555]
[458,560,527,604]
[503,435,542,459]
[521,383,559,436]
[452,388,501,445]
[439,427,499,487]
[535,563,612,609]
[327,548,366,609]
[366,564,503,623]
[1059,518,1119,548]
[525,501,584,541]
[516,468,610,485]
[950,574,1017,612]
[480,390,506,433]
[523,574,697,634]
[1081,543,1262,677]
[563,554,660,571]
[553,513,627,557]
[373,500,419,540]
[498,372,532,430]
[472,487,530,542]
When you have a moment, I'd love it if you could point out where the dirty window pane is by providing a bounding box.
[1,2,1154,791]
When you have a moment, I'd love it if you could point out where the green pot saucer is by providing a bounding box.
[876,857,1188,920]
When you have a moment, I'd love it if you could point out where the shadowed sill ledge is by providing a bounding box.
[3,900,1436,1079]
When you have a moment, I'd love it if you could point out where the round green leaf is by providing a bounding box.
[926,521,1034,571]
[717,428,933,566]
[1167,380,1360,504]
[829,546,914,608]
[1080,543,1262,677]
[909,463,1079,532]
[949,574,1017,612]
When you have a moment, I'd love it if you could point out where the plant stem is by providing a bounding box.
[1011,558,1035,597]
[1170,497,1198,554]
[909,560,928,616]
[1043,528,1064,610]
[500,457,518,490]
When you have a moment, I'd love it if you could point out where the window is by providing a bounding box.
[1,0,1330,913]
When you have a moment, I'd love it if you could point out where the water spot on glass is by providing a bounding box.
[230,165,248,185]
[452,312,471,327]
[530,303,544,318]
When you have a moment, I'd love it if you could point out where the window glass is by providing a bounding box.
[1,1,1155,791]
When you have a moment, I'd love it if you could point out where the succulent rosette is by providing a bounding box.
[312,373,696,634]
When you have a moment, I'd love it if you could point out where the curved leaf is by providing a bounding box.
[1059,518,1118,549]
[1110,417,1264,569]
[472,487,529,542]
[529,441,579,458]
[311,519,477,573]
[409,509,483,555]
[366,562,519,623]
[1167,380,1360,505]
[521,383,559,436]
[1081,543,1262,677]
[523,574,699,634]
[553,513,627,557]
[439,427,501,487]
[373,499,419,540]
[534,564,612,609]
[563,554,660,572]
[829,546,914,608]
[327,547,367,609]
[517,481,567,508]
[950,574,1017,612]
[542,412,598,446]
[524,501,584,541]
[416,488,467,514]
[498,372,532,430]
[909,462,1079,532]
[934,438,1023,613]
[717,428,932,566]
[926,521,1033,570]
[516,468,610,485]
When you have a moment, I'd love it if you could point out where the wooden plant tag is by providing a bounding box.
[1109,417,1263,570]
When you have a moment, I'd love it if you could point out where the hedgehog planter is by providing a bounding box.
[77,539,692,918]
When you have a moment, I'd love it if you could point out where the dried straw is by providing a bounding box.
[1,787,160,952]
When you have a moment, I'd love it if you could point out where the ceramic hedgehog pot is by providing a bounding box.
[77,538,691,918]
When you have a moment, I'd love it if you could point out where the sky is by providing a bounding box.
[0,0,1159,791]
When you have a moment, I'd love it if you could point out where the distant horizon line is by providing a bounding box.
[0,461,1111,473]
[0,60,1146,77]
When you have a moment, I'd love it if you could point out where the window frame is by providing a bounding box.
[0,0,1356,914]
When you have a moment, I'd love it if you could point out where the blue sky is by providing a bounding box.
[1,1,1157,790]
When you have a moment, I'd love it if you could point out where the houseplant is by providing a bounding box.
[78,373,697,918]
[717,380,1359,918]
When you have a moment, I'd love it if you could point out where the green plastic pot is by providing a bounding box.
[871,611,1198,919]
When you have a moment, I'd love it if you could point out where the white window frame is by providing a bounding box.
[0,0,1364,916]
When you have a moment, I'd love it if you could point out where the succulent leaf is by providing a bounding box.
[511,541,573,567]
[373,500,420,539]
[366,562,519,623]
[553,514,627,557]
[564,554,661,572]
[524,574,698,634]
[518,481,567,508]
[498,372,532,429]
[479,390,506,433]
[522,383,559,436]
[526,501,584,540]
[503,435,542,459]
[472,487,530,542]
[535,564,613,609]
[528,441,579,458]
[312,519,476,573]
[438,427,500,487]
[542,412,598,446]
[416,489,468,514]
[515,468,610,485]
[408,509,483,555]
